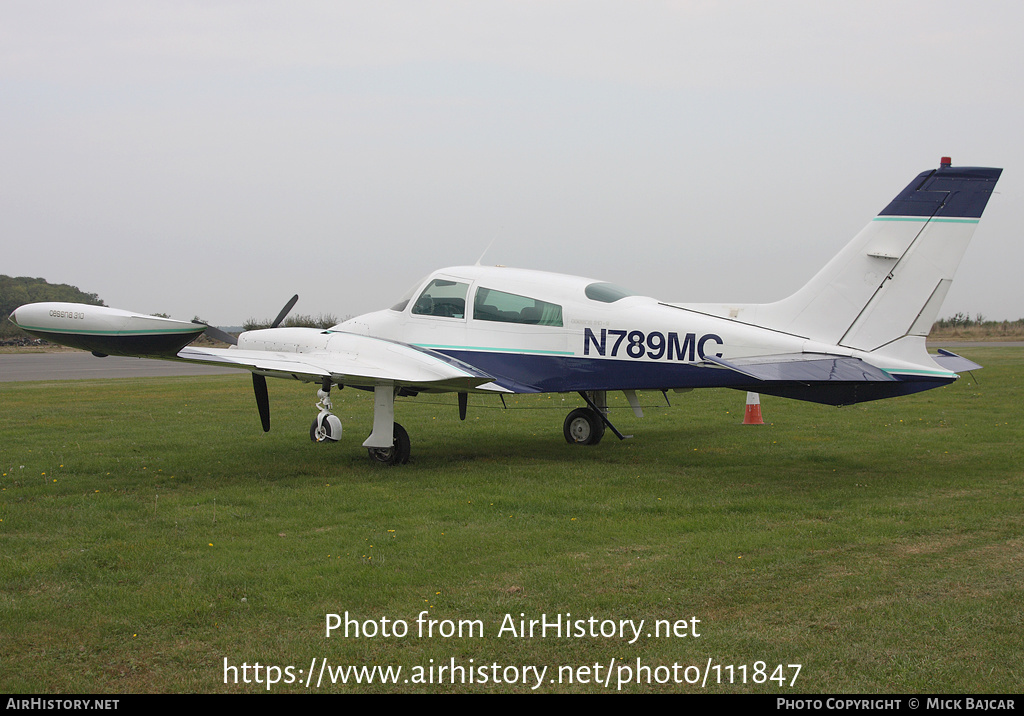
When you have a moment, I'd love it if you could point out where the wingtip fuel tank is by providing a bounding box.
[9,302,206,357]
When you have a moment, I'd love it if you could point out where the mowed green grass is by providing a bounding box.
[1,348,1021,693]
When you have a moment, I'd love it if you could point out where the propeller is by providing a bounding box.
[192,296,299,432]
[201,294,299,346]
[205,294,300,432]
[253,373,271,432]
[202,324,238,346]
[252,294,299,432]
[271,294,299,329]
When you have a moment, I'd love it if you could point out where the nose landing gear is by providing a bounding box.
[310,378,342,442]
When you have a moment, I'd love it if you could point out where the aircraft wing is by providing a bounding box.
[9,302,506,393]
[177,336,505,393]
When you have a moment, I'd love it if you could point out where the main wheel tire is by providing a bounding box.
[367,423,412,465]
[563,408,605,445]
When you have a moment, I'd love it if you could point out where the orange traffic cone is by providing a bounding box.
[743,392,764,425]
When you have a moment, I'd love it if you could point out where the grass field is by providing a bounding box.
[1,348,1021,693]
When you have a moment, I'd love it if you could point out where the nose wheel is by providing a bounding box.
[311,412,342,442]
[310,379,342,443]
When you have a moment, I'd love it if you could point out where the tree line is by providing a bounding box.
[930,313,1024,338]
[0,275,105,339]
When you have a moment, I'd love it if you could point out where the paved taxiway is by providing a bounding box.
[0,352,242,382]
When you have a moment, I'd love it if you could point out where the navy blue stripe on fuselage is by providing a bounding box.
[438,349,731,393]
[434,349,953,404]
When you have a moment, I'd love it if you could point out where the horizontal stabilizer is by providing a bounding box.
[703,353,896,383]
[932,349,982,373]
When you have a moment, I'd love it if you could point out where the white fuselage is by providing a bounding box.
[328,266,822,393]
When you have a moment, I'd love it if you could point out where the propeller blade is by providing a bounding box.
[252,373,271,432]
[202,324,238,346]
[271,295,299,328]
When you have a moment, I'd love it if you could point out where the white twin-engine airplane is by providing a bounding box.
[10,159,1001,465]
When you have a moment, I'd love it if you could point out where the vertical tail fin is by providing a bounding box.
[756,159,1001,353]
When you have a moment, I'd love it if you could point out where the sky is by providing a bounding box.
[3,1,1023,325]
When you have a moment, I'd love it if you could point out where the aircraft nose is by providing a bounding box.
[8,308,18,325]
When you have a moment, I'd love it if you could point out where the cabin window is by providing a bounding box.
[584,282,635,303]
[411,279,470,318]
[473,287,563,327]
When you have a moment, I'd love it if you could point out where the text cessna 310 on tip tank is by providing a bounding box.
[10,159,1001,465]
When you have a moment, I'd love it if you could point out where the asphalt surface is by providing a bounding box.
[0,352,243,382]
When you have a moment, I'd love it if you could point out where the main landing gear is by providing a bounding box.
[310,384,632,464]
[563,407,606,445]
[310,380,411,465]
[563,390,633,446]
[367,423,411,466]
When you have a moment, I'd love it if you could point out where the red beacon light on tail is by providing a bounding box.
[941,157,952,168]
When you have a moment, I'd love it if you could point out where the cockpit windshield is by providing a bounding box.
[389,280,421,312]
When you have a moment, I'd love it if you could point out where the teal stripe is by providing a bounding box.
[888,369,958,378]
[873,217,979,224]
[17,324,202,336]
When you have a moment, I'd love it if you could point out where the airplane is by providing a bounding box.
[9,158,1001,465]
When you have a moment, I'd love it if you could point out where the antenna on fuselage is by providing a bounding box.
[475,235,499,266]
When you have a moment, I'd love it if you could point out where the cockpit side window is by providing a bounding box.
[411,279,470,319]
[473,287,563,327]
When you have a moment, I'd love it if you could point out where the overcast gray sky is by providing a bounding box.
[3,1,1022,325]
